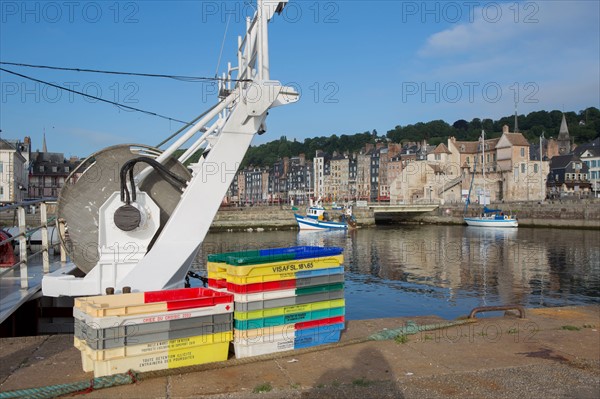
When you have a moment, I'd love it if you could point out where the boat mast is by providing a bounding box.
[482,129,485,206]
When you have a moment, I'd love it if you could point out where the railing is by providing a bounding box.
[437,175,464,196]
[0,198,66,289]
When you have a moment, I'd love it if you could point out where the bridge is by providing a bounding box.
[369,204,439,213]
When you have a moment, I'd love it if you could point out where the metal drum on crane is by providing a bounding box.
[57,144,191,274]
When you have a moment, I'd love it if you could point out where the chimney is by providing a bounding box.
[502,125,509,134]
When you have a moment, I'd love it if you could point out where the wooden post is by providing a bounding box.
[58,218,67,263]
[18,206,28,289]
[41,202,49,273]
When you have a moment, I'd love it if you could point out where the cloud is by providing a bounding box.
[418,1,599,58]
[406,0,599,117]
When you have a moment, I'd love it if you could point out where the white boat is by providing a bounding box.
[463,130,518,228]
[294,200,356,230]
[464,207,518,227]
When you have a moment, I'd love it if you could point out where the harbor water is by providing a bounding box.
[192,225,600,320]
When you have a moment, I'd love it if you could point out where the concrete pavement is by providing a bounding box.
[1,306,599,398]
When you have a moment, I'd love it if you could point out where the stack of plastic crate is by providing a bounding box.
[207,246,345,358]
[73,287,233,377]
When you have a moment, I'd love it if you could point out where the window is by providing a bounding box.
[520,148,525,157]
[592,171,598,179]
[534,164,539,173]
[521,164,526,173]
[0,162,3,173]
[592,160,597,168]
[39,166,45,172]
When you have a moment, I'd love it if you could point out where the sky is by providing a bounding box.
[1,0,599,158]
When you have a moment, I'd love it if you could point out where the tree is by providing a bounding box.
[452,119,469,130]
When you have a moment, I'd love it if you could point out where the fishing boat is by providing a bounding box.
[294,199,356,230]
[463,131,518,228]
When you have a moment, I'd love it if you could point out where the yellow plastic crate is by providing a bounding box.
[75,331,232,361]
[80,333,232,377]
[208,255,343,277]
[230,255,343,277]
[234,299,345,320]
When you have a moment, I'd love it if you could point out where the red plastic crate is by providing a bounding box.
[295,316,345,330]
[226,279,298,294]
[144,287,232,303]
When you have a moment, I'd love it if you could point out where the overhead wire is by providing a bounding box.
[0,67,190,125]
[0,62,245,145]
[0,61,251,82]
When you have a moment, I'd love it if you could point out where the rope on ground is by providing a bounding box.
[0,371,137,399]
[0,319,475,398]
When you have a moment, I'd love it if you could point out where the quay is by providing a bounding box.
[212,201,600,230]
[0,305,598,398]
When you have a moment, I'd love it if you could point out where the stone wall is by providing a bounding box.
[212,202,600,230]
[412,200,600,229]
[3,202,596,232]
[211,205,376,231]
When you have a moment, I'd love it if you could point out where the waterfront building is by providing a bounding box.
[389,127,548,204]
[272,157,288,204]
[329,153,350,202]
[547,154,592,198]
[356,149,372,201]
[348,155,357,202]
[574,138,600,197]
[242,167,268,204]
[286,154,312,205]
[369,147,380,202]
[0,138,28,203]
[28,151,80,198]
[313,151,327,200]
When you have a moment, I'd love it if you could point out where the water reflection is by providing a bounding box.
[194,226,600,320]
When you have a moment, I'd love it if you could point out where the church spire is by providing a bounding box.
[559,113,569,137]
[42,130,48,153]
[557,113,571,155]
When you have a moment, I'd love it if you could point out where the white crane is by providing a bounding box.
[42,0,298,297]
